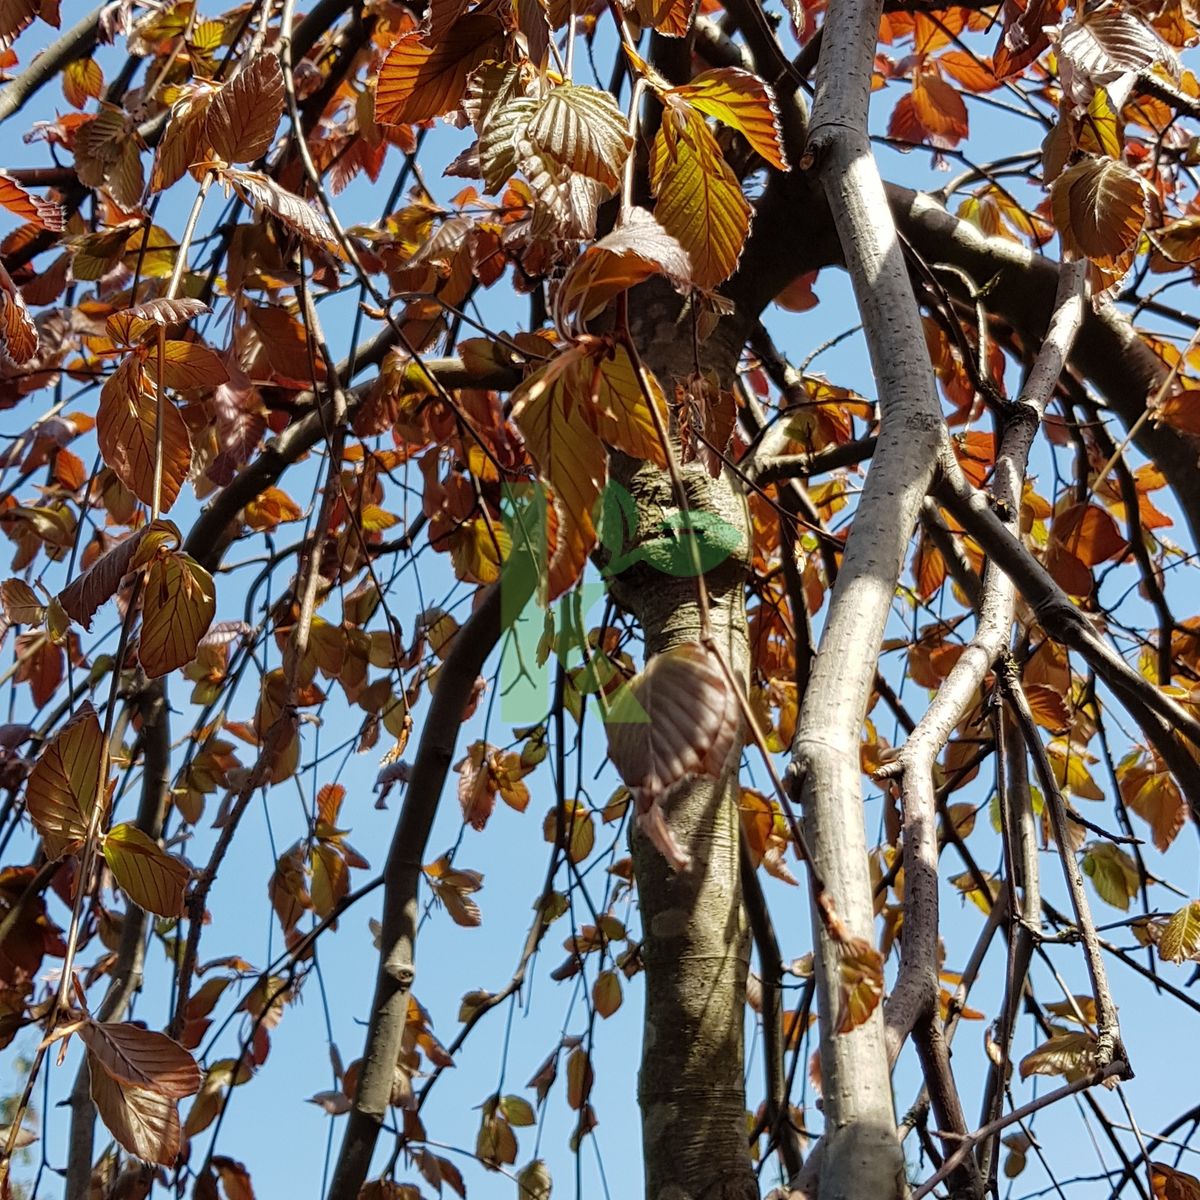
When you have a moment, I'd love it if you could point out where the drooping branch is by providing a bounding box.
[327,570,536,1200]
[786,0,944,1192]
[64,682,171,1199]
[879,259,1087,1060]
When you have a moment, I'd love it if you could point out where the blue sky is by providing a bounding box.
[1,7,1199,1200]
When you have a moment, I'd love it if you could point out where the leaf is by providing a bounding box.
[499,1095,536,1127]
[555,208,691,324]
[1052,503,1126,566]
[592,969,622,1018]
[139,552,216,677]
[1019,1029,1098,1081]
[911,73,969,145]
[565,1046,592,1109]
[97,355,192,512]
[206,54,285,164]
[0,172,65,231]
[58,528,147,629]
[606,642,740,802]
[158,340,230,390]
[375,16,504,126]
[103,822,190,917]
[669,68,788,170]
[1152,1162,1200,1200]
[1050,156,1146,262]
[79,1020,201,1098]
[836,937,885,1033]
[1080,841,1139,911]
[89,1068,182,1167]
[0,578,45,625]
[0,260,38,365]
[511,350,608,555]
[1058,6,1176,81]
[1119,752,1186,852]
[106,298,210,346]
[25,703,106,859]
[527,84,633,191]
[224,169,343,259]
[517,1158,552,1200]
[1158,899,1200,963]
[651,105,751,289]
[586,343,668,467]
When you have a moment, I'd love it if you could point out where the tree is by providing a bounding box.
[0,0,1198,1197]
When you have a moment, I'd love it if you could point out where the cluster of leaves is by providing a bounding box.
[0,0,1195,1194]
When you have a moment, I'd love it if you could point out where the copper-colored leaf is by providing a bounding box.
[223,169,343,259]
[158,340,229,390]
[103,822,190,917]
[0,578,45,625]
[670,68,788,170]
[80,1020,201,1098]
[0,259,38,365]
[139,552,216,677]
[836,937,885,1033]
[1050,155,1146,262]
[651,105,751,289]
[606,642,740,800]
[206,55,285,164]
[375,16,503,126]
[97,355,192,512]
[1052,502,1126,566]
[911,73,969,145]
[0,172,64,231]
[106,298,209,346]
[25,702,106,859]
[1152,1161,1200,1200]
[58,527,146,630]
[555,208,691,330]
[89,1068,182,1167]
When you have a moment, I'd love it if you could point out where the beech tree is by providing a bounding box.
[1,0,1200,1197]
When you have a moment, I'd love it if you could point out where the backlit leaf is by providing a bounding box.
[1152,1161,1200,1200]
[1051,155,1146,262]
[224,169,344,259]
[651,105,751,289]
[89,1068,182,1166]
[0,171,64,231]
[1080,841,1139,911]
[1052,503,1126,566]
[25,702,106,859]
[836,938,885,1033]
[555,207,691,325]
[1158,900,1200,963]
[207,54,285,164]
[103,822,190,917]
[606,642,739,803]
[527,83,633,191]
[58,528,147,630]
[97,355,191,512]
[1019,1029,1098,1081]
[0,578,44,625]
[375,16,504,126]
[669,68,788,170]
[911,73,969,146]
[139,552,216,677]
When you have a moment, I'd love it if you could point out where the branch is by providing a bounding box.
[65,682,171,1200]
[327,568,536,1200]
[1004,669,1130,1071]
[911,1063,1131,1200]
[786,0,943,1192]
[0,5,102,126]
[879,260,1086,1059]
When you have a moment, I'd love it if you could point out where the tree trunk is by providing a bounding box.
[614,283,756,1199]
